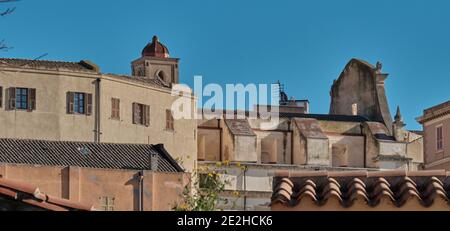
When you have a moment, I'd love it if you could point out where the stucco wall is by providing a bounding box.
[0,163,188,211]
[0,68,197,171]
[256,130,292,164]
[423,114,450,166]
[234,136,257,163]
[327,135,364,167]
[306,138,329,165]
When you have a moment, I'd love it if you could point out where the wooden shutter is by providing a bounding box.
[67,92,74,114]
[28,88,36,111]
[111,98,120,119]
[86,93,93,115]
[116,99,120,119]
[0,86,2,108]
[7,87,16,110]
[111,98,115,118]
[144,105,150,127]
[132,103,138,124]
[166,109,174,130]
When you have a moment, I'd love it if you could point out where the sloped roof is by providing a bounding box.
[0,58,98,73]
[272,170,450,210]
[0,177,93,211]
[104,73,171,89]
[224,119,256,136]
[0,139,183,172]
[294,118,327,139]
[365,121,395,141]
[280,112,368,122]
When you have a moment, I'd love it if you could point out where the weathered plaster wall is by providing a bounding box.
[0,68,197,171]
[0,163,188,211]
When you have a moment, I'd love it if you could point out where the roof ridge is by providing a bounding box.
[0,57,82,64]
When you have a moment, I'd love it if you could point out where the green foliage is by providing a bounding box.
[172,161,241,211]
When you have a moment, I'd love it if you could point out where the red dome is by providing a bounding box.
[141,35,170,58]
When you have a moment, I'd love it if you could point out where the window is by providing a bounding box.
[5,87,36,111]
[437,126,443,151]
[74,93,85,114]
[166,109,174,131]
[111,98,120,120]
[67,92,92,115]
[132,102,150,126]
[156,70,166,81]
[15,88,28,110]
[99,196,115,211]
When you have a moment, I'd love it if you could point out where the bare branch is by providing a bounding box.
[0,39,11,51]
[0,6,15,16]
[0,0,18,17]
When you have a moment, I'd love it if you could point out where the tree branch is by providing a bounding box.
[0,0,18,17]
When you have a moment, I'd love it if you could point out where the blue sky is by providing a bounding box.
[2,0,449,130]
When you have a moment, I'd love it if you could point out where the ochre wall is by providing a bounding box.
[0,68,197,171]
[0,164,188,211]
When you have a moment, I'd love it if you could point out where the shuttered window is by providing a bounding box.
[437,126,443,151]
[67,92,92,115]
[4,87,36,111]
[132,102,150,126]
[166,109,174,131]
[111,98,120,120]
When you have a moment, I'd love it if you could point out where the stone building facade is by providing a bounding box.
[417,100,450,170]
[0,138,188,211]
[0,36,197,171]
[197,59,424,210]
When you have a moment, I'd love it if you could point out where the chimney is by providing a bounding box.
[351,103,358,116]
[150,153,158,170]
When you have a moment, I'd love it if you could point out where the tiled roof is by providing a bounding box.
[0,58,98,72]
[0,139,183,172]
[272,170,450,210]
[279,112,369,122]
[0,177,93,211]
[409,130,424,136]
[224,119,256,136]
[199,109,369,123]
[365,121,395,141]
[293,118,327,139]
[105,73,171,89]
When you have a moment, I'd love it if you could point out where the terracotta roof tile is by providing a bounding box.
[272,170,450,210]
[0,178,93,211]
[0,58,98,73]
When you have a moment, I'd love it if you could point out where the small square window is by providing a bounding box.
[99,196,115,211]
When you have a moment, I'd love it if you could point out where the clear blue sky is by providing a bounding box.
[2,0,450,130]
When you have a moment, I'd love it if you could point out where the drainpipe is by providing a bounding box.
[94,78,101,143]
[289,120,294,164]
[361,124,367,168]
[243,166,247,211]
[138,170,144,211]
[218,119,223,162]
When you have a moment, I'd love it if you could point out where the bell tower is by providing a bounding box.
[131,35,179,87]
